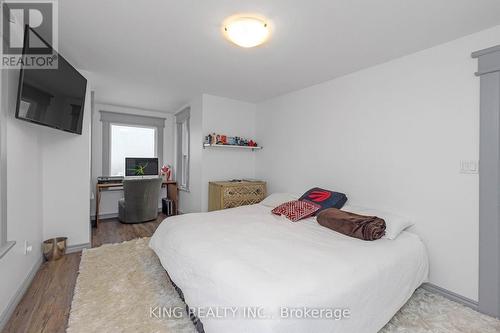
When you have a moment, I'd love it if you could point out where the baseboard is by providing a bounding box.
[0,255,43,331]
[91,208,164,221]
[422,283,478,310]
[66,242,91,254]
[90,212,119,220]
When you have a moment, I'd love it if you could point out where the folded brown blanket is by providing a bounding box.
[317,208,386,241]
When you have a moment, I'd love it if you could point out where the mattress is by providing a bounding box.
[149,204,429,333]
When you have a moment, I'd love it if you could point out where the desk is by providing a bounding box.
[95,180,178,228]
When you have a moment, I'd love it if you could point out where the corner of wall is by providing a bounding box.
[177,95,256,213]
[0,59,45,329]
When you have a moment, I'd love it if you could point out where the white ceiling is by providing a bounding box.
[58,0,500,112]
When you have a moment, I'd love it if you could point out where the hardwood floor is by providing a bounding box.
[2,214,165,333]
[91,216,164,247]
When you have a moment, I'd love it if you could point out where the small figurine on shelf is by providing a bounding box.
[161,165,172,182]
[205,133,258,148]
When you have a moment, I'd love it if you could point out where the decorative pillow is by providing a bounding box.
[299,187,347,214]
[260,193,299,208]
[271,200,321,222]
[341,204,413,240]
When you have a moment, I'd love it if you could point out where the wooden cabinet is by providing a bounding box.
[208,181,267,211]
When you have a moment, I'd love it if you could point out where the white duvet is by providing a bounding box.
[150,204,429,333]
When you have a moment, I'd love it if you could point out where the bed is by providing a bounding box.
[149,203,429,333]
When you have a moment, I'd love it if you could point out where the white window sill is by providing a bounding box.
[0,241,16,260]
[179,187,190,193]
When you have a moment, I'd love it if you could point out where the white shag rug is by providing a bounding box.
[67,238,197,333]
[67,238,500,333]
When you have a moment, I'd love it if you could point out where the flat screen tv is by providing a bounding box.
[15,26,87,135]
[125,158,159,177]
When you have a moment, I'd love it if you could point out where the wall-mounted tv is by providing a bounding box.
[15,26,87,135]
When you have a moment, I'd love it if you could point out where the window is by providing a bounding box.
[0,72,15,259]
[180,121,189,187]
[0,98,4,252]
[0,95,7,258]
[100,111,165,176]
[176,107,190,190]
[110,124,156,176]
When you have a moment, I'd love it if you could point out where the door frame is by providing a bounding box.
[472,45,500,318]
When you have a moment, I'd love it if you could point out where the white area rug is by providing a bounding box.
[381,290,500,333]
[67,238,197,333]
[67,238,500,333]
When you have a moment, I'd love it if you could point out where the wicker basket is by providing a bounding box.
[42,237,67,261]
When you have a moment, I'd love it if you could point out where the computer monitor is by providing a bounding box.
[125,157,159,177]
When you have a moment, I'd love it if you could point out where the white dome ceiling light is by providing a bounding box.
[222,15,270,48]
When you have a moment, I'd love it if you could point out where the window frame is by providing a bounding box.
[472,45,500,318]
[100,111,165,176]
[176,107,190,191]
[109,123,158,176]
[0,69,15,259]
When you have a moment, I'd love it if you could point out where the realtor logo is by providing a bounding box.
[1,0,58,68]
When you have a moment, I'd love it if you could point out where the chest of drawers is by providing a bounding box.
[208,181,267,211]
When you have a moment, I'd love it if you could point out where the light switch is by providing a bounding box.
[460,160,479,174]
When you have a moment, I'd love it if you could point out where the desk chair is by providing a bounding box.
[118,177,162,223]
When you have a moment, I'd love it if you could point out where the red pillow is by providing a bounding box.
[271,200,321,222]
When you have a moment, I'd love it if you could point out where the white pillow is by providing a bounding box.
[260,193,299,208]
[341,204,413,240]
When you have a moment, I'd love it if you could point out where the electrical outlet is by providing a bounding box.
[24,240,33,255]
[460,160,479,174]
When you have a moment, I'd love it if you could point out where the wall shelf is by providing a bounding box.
[203,143,263,151]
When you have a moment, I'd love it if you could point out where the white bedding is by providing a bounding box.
[150,204,429,333]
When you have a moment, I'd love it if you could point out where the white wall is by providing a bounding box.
[91,103,175,218]
[0,66,44,325]
[0,65,92,326]
[255,25,500,301]
[41,80,92,246]
[178,94,258,213]
[201,94,257,211]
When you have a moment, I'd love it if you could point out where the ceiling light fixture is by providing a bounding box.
[222,15,270,48]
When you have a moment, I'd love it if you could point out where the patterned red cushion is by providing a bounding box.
[271,200,321,222]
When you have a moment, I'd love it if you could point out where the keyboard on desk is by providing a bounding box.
[97,176,124,184]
